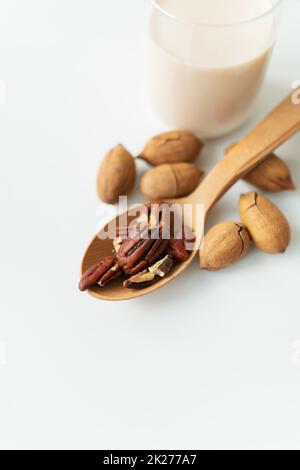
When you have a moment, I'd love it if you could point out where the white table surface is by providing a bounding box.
[0,0,300,450]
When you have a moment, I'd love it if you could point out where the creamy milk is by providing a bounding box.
[146,0,276,137]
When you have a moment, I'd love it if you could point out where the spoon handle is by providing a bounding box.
[189,93,300,213]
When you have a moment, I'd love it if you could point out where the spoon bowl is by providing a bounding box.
[81,94,300,301]
[81,199,199,301]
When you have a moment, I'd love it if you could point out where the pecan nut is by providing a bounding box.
[117,237,156,273]
[98,262,122,287]
[167,225,196,261]
[124,255,174,289]
[168,238,189,261]
[117,202,169,275]
[79,256,121,291]
[123,270,156,289]
[127,238,169,275]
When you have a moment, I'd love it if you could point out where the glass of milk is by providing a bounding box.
[146,0,282,138]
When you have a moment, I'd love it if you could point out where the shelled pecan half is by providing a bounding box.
[79,256,121,291]
[124,255,174,289]
[168,237,190,261]
[117,230,170,275]
[116,201,169,275]
[168,226,196,261]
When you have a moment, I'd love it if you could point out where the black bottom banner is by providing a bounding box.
[0,449,296,465]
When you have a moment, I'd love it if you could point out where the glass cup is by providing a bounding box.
[145,0,282,138]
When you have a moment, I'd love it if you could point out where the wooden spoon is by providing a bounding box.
[81,94,300,301]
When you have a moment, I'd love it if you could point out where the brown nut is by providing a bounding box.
[239,192,291,253]
[199,221,250,271]
[148,254,174,277]
[124,255,174,289]
[139,131,203,166]
[140,163,203,199]
[123,270,156,289]
[129,238,169,276]
[117,237,156,273]
[97,144,136,204]
[117,226,169,275]
[226,142,295,192]
[79,256,121,291]
[244,155,295,192]
[98,263,122,287]
[168,237,190,262]
[116,200,173,275]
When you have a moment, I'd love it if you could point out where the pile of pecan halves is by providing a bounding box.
[79,201,195,291]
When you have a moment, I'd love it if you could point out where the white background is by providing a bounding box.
[0,0,300,450]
